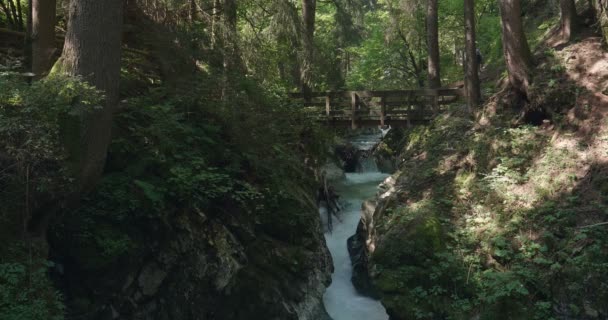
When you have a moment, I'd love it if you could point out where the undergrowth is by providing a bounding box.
[0,67,332,318]
[372,109,608,319]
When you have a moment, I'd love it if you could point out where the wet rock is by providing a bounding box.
[348,228,377,298]
[322,161,346,181]
[348,175,397,298]
[348,199,386,298]
[371,142,397,174]
[375,156,396,174]
[50,201,332,320]
[138,263,167,296]
[335,143,360,172]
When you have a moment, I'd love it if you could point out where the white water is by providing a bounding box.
[322,133,389,320]
[349,131,383,151]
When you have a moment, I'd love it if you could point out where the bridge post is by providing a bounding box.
[380,96,386,127]
[325,95,331,118]
[351,92,358,130]
[431,90,439,115]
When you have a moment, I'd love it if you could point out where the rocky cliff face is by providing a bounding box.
[49,198,333,320]
[347,106,608,319]
[347,176,397,299]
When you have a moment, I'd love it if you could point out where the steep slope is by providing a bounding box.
[1,7,335,320]
[350,28,608,319]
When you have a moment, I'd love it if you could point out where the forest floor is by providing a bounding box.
[543,30,608,225]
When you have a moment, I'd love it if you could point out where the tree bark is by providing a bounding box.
[189,0,198,22]
[221,0,238,99]
[464,0,480,111]
[7,0,22,30]
[224,0,237,33]
[0,1,16,29]
[53,0,124,192]
[211,0,220,49]
[24,0,32,71]
[31,0,57,77]
[560,0,577,40]
[498,0,533,98]
[426,0,440,88]
[15,0,23,29]
[301,0,316,97]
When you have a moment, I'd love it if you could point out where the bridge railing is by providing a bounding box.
[290,88,464,128]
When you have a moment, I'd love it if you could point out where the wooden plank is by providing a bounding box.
[290,88,464,99]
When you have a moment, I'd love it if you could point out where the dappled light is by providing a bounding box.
[1,0,608,319]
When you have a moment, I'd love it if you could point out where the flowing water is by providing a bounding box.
[322,133,389,320]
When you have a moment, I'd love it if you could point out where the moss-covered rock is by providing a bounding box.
[354,106,608,319]
[49,189,332,320]
[370,201,471,320]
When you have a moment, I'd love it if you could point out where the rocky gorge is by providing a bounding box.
[49,185,334,320]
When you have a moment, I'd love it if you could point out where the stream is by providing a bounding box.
[322,132,389,320]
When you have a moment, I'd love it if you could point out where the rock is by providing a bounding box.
[348,199,386,298]
[372,142,397,174]
[50,198,333,320]
[348,230,377,298]
[374,155,396,173]
[138,263,167,296]
[322,161,346,181]
[335,143,360,172]
[585,302,599,318]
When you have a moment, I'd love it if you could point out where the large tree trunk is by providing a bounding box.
[53,0,124,193]
[31,0,57,77]
[560,0,577,40]
[301,0,316,97]
[464,0,480,111]
[498,0,533,98]
[426,0,440,89]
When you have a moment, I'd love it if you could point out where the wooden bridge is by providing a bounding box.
[291,88,464,128]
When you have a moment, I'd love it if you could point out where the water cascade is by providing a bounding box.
[322,132,389,320]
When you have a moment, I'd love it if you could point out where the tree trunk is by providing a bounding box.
[498,0,533,98]
[560,0,577,40]
[0,1,16,29]
[426,0,440,88]
[31,0,57,77]
[24,0,32,71]
[301,0,316,97]
[211,0,220,49]
[15,0,23,29]
[221,0,238,99]
[53,0,124,193]
[224,0,237,33]
[464,0,480,111]
[7,0,22,30]
[189,0,197,22]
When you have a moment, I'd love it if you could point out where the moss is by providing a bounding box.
[48,57,67,76]
[371,200,471,319]
[368,90,608,318]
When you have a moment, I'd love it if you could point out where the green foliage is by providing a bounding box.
[47,74,332,274]
[0,254,64,320]
[371,103,608,318]
[0,74,102,164]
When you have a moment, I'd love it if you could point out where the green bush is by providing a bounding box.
[0,258,64,320]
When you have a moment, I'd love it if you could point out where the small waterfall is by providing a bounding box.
[322,131,389,320]
[356,150,379,173]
